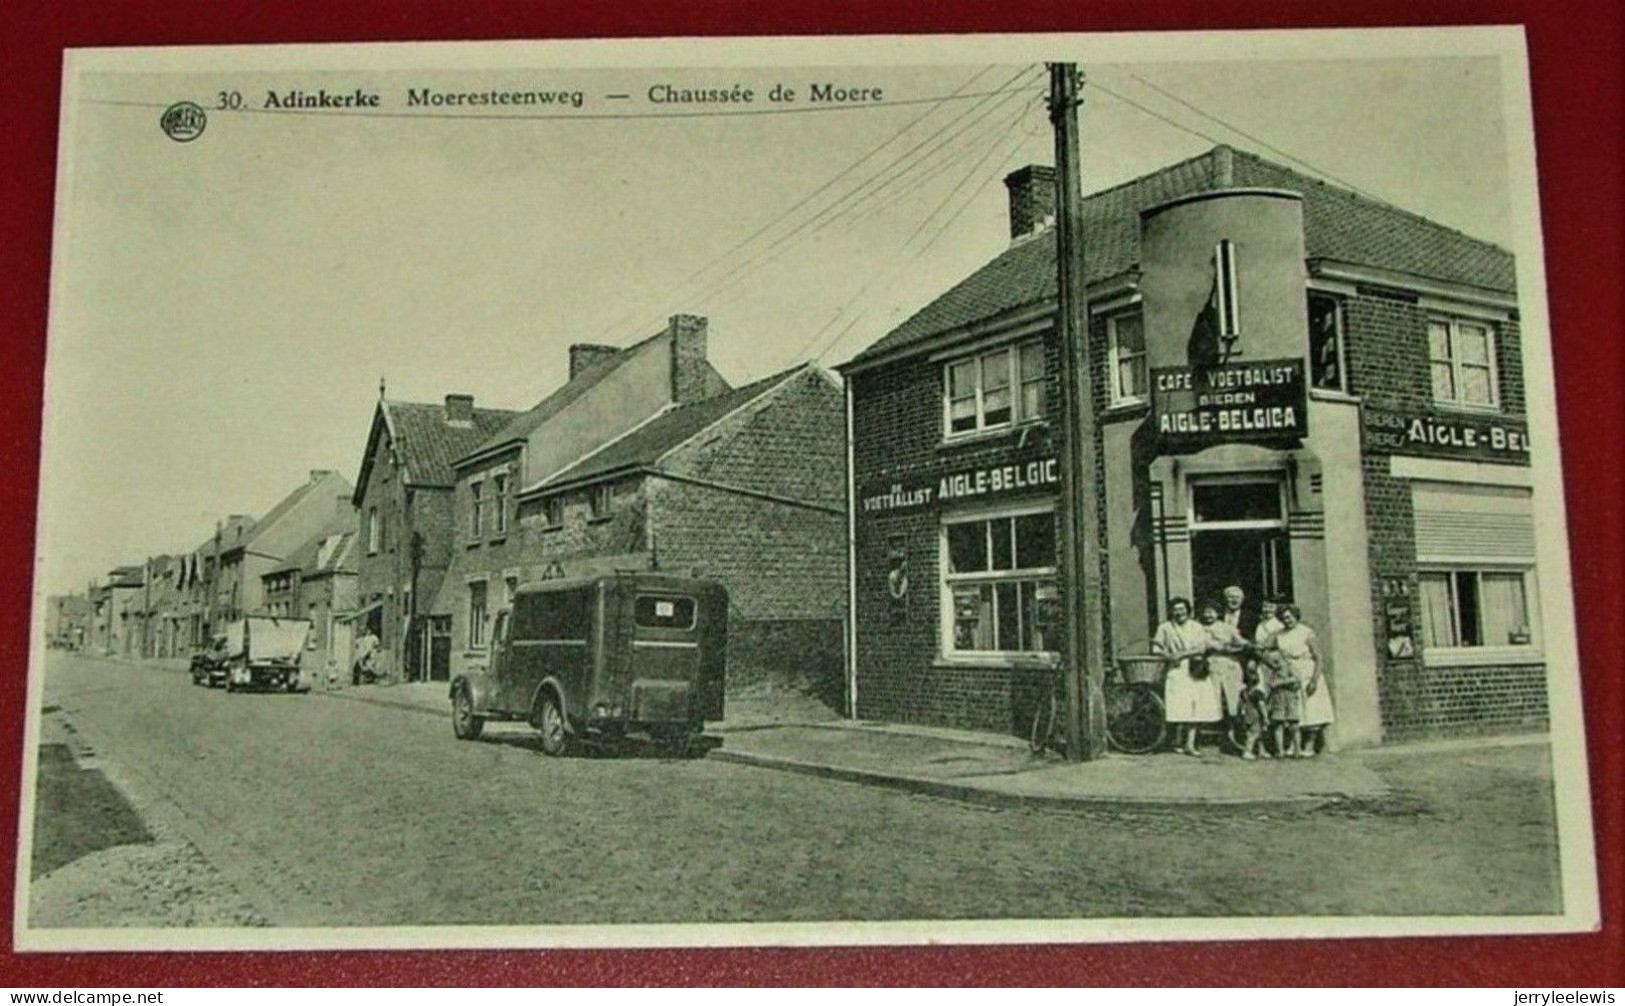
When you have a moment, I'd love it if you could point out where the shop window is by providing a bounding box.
[942,508,1057,656]
[1307,293,1348,393]
[468,480,484,540]
[467,580,489,649]
[1107,313,1147,405]
[492,472,509,535]
[944,341,1045,437]
[1428,317,1498,409]
[1418,567,1537,651]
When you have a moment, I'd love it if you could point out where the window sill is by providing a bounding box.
[541,524,564,534]
[1430,401,1503,417]
[587,515,614,526]
[937,422,1042,452]
[1102,400,1149,419]
[1421,646,1543,668]
[487,535,507,546]
[1308,388,1361,405]
[464,541,481,550]
[933,653,1060,672]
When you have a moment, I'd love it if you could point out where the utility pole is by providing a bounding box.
[1049,63,1108,761]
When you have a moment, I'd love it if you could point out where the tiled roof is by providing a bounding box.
[461,342,644,465]
[459,330,730,468]
[192,515,255,556]
[845,146,1515,366]
[382,400,519,487]
[528,364,810,494]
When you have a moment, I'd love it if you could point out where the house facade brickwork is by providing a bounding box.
[842,146,1541,745]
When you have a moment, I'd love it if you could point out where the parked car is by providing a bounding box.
[450,572,727,755]
[190,634,229,687]
[222,616,313,692]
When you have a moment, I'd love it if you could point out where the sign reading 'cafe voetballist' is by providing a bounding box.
[1151,358,1309,445]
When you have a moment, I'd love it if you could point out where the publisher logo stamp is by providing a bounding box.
[159,101,207,142]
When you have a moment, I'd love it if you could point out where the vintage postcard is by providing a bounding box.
[16,28,1598,952]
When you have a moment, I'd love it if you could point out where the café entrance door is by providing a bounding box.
[1187,475,1294,611]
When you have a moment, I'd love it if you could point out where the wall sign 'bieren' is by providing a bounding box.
[1151,358,1309,445]
[1363,407,1532,463]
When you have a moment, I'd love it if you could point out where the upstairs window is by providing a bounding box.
[467,580,489,649]
[944,341,1045,437]
[544,495,564,529]
[367,508,380,555]
[1428,317,1498,409]
[1107,313,1147,405]
[590,483,612,520]
[469,480,484,540]
[1307,293,1348,393]
[492,473,509,535]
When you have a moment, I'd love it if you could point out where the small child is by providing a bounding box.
[1239,651,1271,759]
[1263,647,1303,758]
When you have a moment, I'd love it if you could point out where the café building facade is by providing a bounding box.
[839,147,1541,746]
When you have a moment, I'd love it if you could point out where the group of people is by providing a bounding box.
[1151,586,1335,759]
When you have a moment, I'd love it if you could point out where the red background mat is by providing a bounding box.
[1,0,1619,987]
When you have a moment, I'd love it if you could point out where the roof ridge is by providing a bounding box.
[1227,146,1512,256]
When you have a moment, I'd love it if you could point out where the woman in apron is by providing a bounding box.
[1153,597,1221,756]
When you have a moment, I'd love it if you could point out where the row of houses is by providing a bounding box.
[51,316,849,701]
[47,145,1548,746]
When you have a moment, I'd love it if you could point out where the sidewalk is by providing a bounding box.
[315,679,1389,808]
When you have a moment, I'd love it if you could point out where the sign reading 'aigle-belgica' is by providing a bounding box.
[1152,358,1309,444]
[861,455,1059,517]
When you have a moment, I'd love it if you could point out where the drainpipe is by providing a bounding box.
[844,373,859,720]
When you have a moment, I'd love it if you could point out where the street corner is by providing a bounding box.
[709,721,1390,810]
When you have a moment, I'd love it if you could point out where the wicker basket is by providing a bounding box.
[1116,654,1167,686]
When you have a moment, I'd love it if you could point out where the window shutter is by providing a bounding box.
[1411,483,1534,562]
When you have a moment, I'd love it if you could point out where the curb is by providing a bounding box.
[707,747,1350,811]
[309,687,445,719]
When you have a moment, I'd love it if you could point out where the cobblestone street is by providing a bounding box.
[27,652,1563,929]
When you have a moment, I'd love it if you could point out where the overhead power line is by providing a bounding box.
[581,65,1009,344]
[804,94,1043,364]
[592,65,1044,345]
[1092,73,1393,207]
[689,68,1044,325]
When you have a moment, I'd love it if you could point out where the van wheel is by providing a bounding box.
[452,683,484,741]
[536,692,568,757]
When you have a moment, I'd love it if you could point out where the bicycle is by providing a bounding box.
[1030,654,1169,756]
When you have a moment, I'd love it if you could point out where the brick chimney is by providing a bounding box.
[1003,165,1056,240]
[668,314,713,404]
[444,393,474,424]
[568,343,621,380]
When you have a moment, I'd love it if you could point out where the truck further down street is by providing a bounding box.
[224,616,313,692]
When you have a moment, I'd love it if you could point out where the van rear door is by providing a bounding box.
[627,592,703,726]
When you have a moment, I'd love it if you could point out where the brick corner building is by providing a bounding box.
[839,146,1539,746]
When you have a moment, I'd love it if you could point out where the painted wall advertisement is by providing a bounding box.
[860,454,1059,518]
[1363,407,1531,463]
[1151,358,1308,446]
